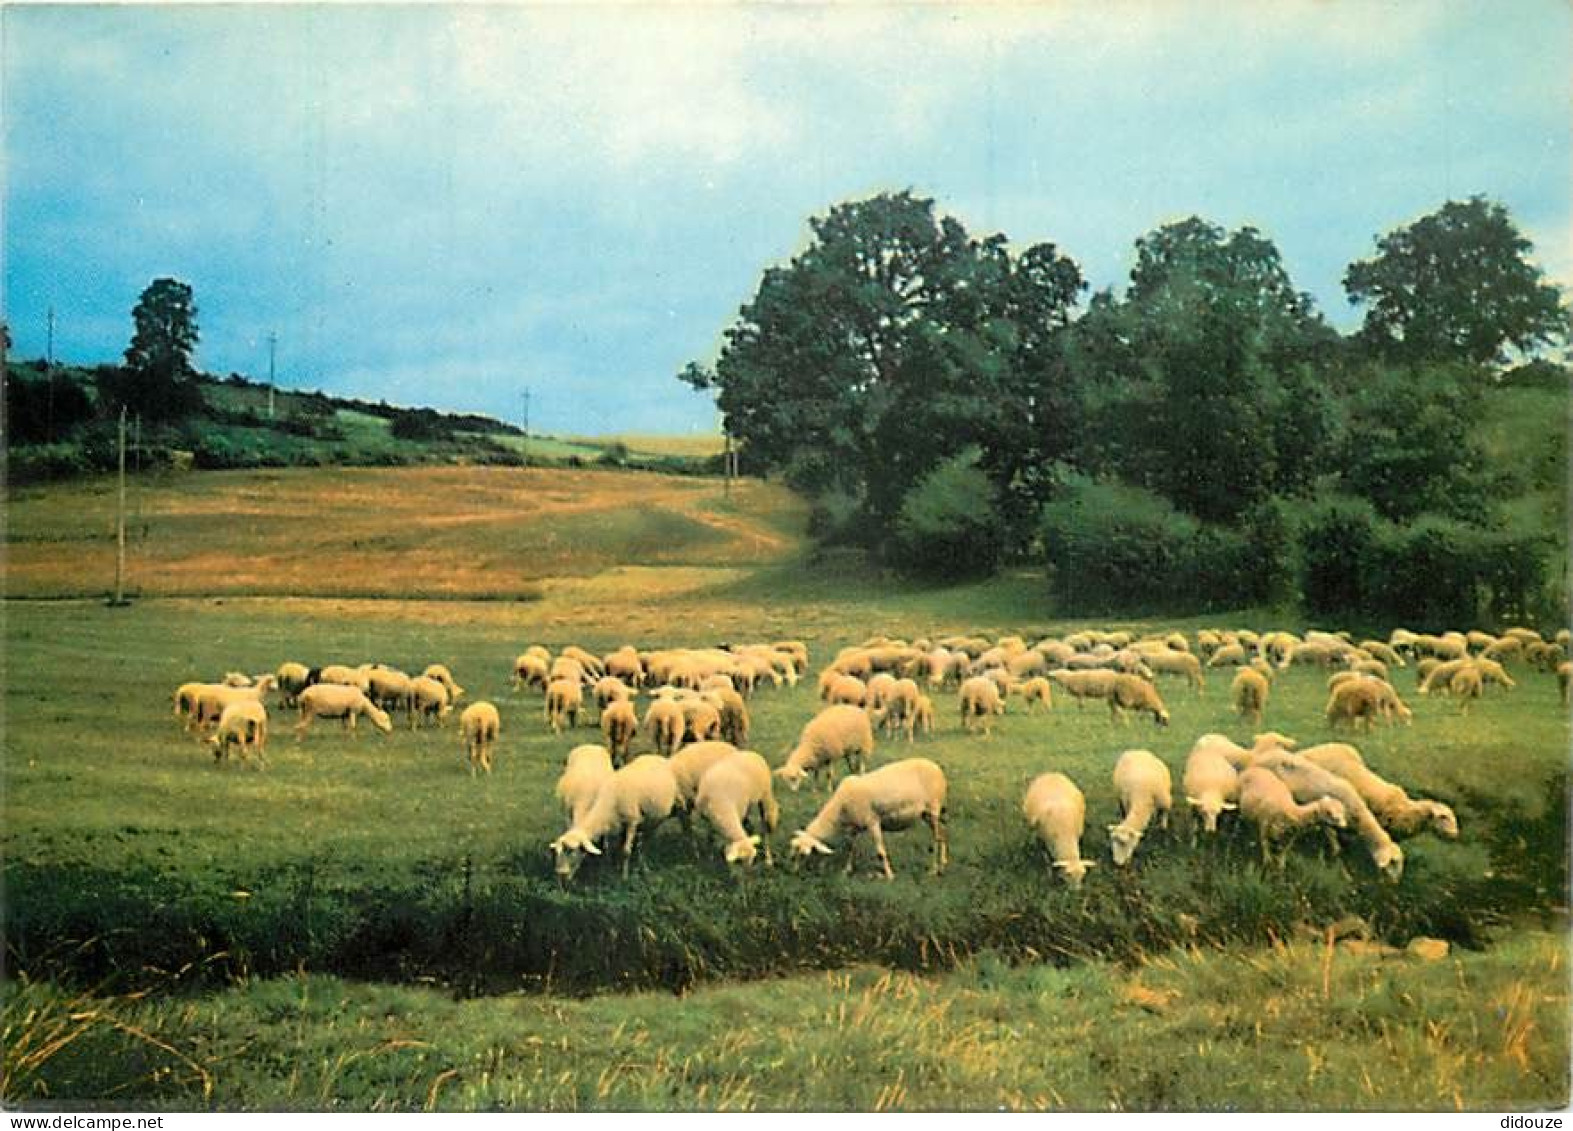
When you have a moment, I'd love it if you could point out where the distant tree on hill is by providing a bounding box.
[1344,197,1570,367]
[119,277,205,422]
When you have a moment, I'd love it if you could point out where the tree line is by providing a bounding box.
[680,193,1570,624]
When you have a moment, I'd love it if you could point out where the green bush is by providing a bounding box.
[890,448,1006,579]
[1038,475,1274,614]
[1298,497,1384,618]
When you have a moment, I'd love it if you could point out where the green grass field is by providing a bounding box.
[2,465,1569,1110]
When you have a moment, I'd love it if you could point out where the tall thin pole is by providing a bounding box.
[114,406,128,605]
[723,430,733,497]
[45,306,55,441]
[521,387,531,459]
[267,332,277,419]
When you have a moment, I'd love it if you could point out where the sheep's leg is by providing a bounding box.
[925,808,948,874]
[869,824,894,880]
[756,801,775,867]
[621,824,639,880]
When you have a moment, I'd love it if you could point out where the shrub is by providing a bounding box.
[1038,474,1263,614]
[4,374,97,445]
[1298,497,1384,619]
[890,448,1006,579]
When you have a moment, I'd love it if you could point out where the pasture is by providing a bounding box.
[3,466,1569,1110]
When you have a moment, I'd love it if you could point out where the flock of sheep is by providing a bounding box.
[170,622,1568,885]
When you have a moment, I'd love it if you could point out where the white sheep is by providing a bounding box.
[554,744,615,828]
[1016,676,1054,714]
[421,663,466,703]
[1108,749,1172,866]
[774,704,874,792]
[1143,650,1205,693]
[669,740,739,813]
[192,676,279,731]
[544,678,583,735]
[1253,750,1404,881]
[1022,772,1094,887]
[1181,744,1238,835]
[599,697,640,765]
[643,697,686,756]
[273,662,316,707]
[704,686,751,747]
[207,699,269,769]
[1230,667,1270,727]
[319,664,371,692]
[512,652,550,692]
[694,749,780,866]
[958,676,1005,736]
[549,753,678,880]
[409,675,454,729]
[1108,674,1170,727]
[459,701,501,775]
[824,673,868,707]
[789,757,949,879]
[1046,669,1119,708]
[869,677,922,742]
[365,667,414,718]
[294,683,393,739]
[1237,765,1349,870]
[1298,743,1458,840]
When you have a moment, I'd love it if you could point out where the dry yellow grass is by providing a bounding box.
[4,466,807,599]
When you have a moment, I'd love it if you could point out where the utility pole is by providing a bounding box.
[267,332,277,419]
[521,387,531,459]
[45,306,55,441]
[723,429,733,497]
[110,406,131,607]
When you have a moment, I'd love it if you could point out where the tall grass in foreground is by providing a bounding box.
[4,931,1566,1110]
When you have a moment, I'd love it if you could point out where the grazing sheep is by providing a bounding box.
[1325,679,1410,731]
[1188,730,1298,772]
[825,674,868,708]
[599,697,639,765]
[1418,657,1473,695]
[319,664,371,693]
[864,672,899,713]
[1182,745,1238,835]
[409,675,454,729]
[704,687,751,747]
[1108,749,1172,866]
[774,704,874,792]
[643,697,686,756]
[1298,743,1458,840]
[421,663,466,703]
[694,750,780,866]
[959,676,1005,736]
[207,699,269,769]
[1022,772,1094,887]
[192,677,279,731]
[870,678,922,742]
[1109,674,1170,727]
[549,754,679,880]
[912,693,936,737]
[459,701,501,775]
[512,652,550,692]
[669,740,740,813]
[1474,657,1517,691]
[1352,659,1389,681]
[1253,751,1404,880]
[1230,667,1270,727]
[1236,766,1349,870]
[1448,665,1484,713]
[554,744,615,828]
[365,667,414,718]
[593,676,634,712]
[1017,676,1054,714]
[1046,668,1119,709]
[603,646,645,688]
[544,678,583,735]
[294,683,393,739]
[274,662,317,708]
[1206,643,1249,668]
[1358,640,1405,668]
[789,757,949,879]
[174,681,223,730]
[681,699,723,744]
[1144,650,1205,693]
[550,656,589,687]
[560,645,606,680]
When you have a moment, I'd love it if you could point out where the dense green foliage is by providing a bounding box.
[685,193,1569,621]
[115,277,206,422]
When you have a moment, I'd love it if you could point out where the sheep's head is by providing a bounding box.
[789,831,834,860]
[724,835,762,866]
[1186,795,1236,834]
[1252,731,1297,753]
[774,761,809,793]
[550,830,601,879]
[1374,841,1405,882]
[1106,824,1143,867]
[1426,802,1460,839]
[1052,857,1096,888]
[1153,708,1171,727]
[368,706,394,734]
[1313,797,1349,829]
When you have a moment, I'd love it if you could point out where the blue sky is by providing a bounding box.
[4,2,1569,435]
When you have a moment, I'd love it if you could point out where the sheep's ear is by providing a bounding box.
[581,839,602,856]
[748,835,762,847]
[1184,795,1201,807]
[1106,823,1121,834]
[1079,859,1097,870]
[548,838,563,853]
[1221,802,1238,811]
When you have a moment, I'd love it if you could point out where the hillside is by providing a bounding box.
[2,360,721,481]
